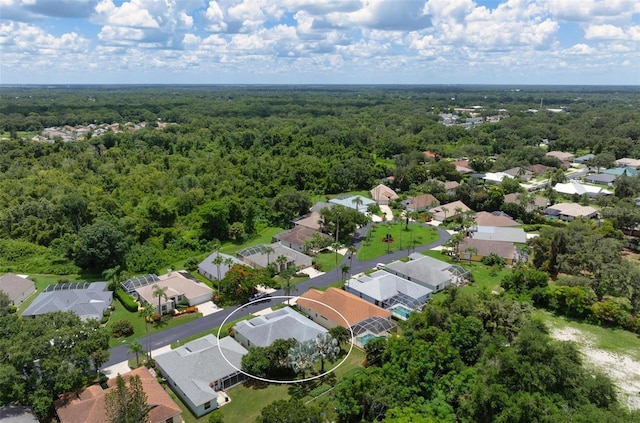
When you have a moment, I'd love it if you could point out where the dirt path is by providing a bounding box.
[551,327,640,410]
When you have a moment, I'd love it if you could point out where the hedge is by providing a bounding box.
[115,288,139,312]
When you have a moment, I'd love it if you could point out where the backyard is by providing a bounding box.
[358,223,439,261]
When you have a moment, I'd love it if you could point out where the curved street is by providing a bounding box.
[104,224,451,367]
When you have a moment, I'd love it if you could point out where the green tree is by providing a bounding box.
[105,374,150,423]
[273,190,312,227]
[329,325,350,345]
[213,253,224,293]
[288,341,318,376]
[314,333,340,373]
[127,340,144,367]
[256,399,322,423]
[152,284,168,315]
[75,220,129,272]
[199,201,230,241]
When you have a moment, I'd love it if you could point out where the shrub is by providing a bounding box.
[111,319,134,337]
[481,253,506,267]
[184,256,199,271]
[115,288,138,312]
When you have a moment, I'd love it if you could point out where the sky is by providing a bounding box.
[0,0,639,85]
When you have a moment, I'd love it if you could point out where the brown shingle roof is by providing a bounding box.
[55,367,181,423]
[405,194,440,210]
[275,226,329,248]
[293,211,322,230]
[370,184,398,203]
[298,288,391,327]
[475,211,519,227]
[459,238,516,260]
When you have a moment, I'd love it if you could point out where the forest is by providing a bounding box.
[2,85,640,421]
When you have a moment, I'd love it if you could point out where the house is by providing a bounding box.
[430,200,472,222]
[526,164,554,176]
[454,160,474,174]
[155,335,247,417]
[483,172,514,184]
[237,243,312,271]
[135,272,213,315]
[459,238,517,265]
[384,253,468,293]
[0,406,39,423]
[502,167,533,181]
[0,273,35,305]
[273,226,330,253]
[503,193,549,212]
[573,153,595,164]
[443,180,460,193]
[233,307,327,349]
[474,211,519,227]
[615,158,640,168]
[22,282,112,321]
[55,367,181,423]
[543,202,598,221]
[198,252,244,282]
[297,287,392,330]
[546,151,575,162]
[370,184,398,205]
[603,167,639,177]
[329,195,375,213]
[553,181,612,197]
[403,193,440,212]
[470,226,527,243]
[292,211,323,231]
[584,173,617,186]
[345,270,432,311]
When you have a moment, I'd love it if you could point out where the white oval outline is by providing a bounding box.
[216,295,354,384]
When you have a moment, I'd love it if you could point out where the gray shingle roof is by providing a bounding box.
[198,252,243,281]
[21,282,111,321]
[345,270,432,303]
[155,335,247,406]
[385,254,453,288]
[0,273,35,302]
[233,307,327,347]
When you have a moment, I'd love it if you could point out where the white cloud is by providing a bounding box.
[585,24,640,40]
[545,0,640,23]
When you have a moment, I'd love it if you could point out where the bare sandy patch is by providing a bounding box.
[550,327,640,410]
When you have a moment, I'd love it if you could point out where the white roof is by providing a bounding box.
[345,270,432,302]
[233,307,327,347]
[471,226,528,243]
[136,272,213,305]
[329,195,375,211]
[545,202,598,218]
[554,181,612,196]
[616,158,640,168]
[483,172,513,183]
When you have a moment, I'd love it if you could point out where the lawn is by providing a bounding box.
[358,223,439,261]
[219,227,285,256]
[314,250,343,273]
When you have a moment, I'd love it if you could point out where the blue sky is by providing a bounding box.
[1,0,639,85]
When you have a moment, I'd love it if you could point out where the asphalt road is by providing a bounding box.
[104,224,451,367]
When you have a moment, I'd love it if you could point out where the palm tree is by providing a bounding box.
[212,253,224,293]
[341,264,350,283]
[352,196,364,213]
[465,246,478,265]
[127,340,144,367]
[347,245,357,271]
[441,206,449,222]
[314,333,340,373]
[137,304,154,361]
[280,267,295,305]
[276,255,288,273]
[262,246,275,265]
[152,284,168,316]
[288,341,318,377]
[331,241,341,277]
[224,256,235,275]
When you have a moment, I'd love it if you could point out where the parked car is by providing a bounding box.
[247,291,271,303]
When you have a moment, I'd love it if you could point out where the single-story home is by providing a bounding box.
[503,193,549,211]
[345,270,432,311]
[470,226,528,244]
[403,193,440,212]
[603,167,639,177]
[526,164,554,176]
[329,195,375,213]
[546,151,575,162]
[573,153,595,164]
[233,307,327,349]
[430,200,472,222]
[370,184,398,205]
[135,272,213,315]
[384,253,468,293]
[503,167,533,181]
[198,252,244,282]
[55,367,181,423]
[454,160,474,175]
[237,243,312,271]
[273,226,330,253]
[584,173,617,186]
[615,158,640,168]
[22,282,112,321]
[155,335,247,418]
[483,172,514,184]
[292,211,323,231]
[474,211,519,227]
[543,202,598,221]
[553,181,612,197]
[0,273,35,305]
[297,287,392,330]
[459,238,518,265]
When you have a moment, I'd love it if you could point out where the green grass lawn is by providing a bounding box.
[314,250,343,273]
[358,223,439,261]
[219,227,285,256]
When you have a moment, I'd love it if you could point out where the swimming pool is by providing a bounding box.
[356,333,383,346]
[391,305,412,319]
